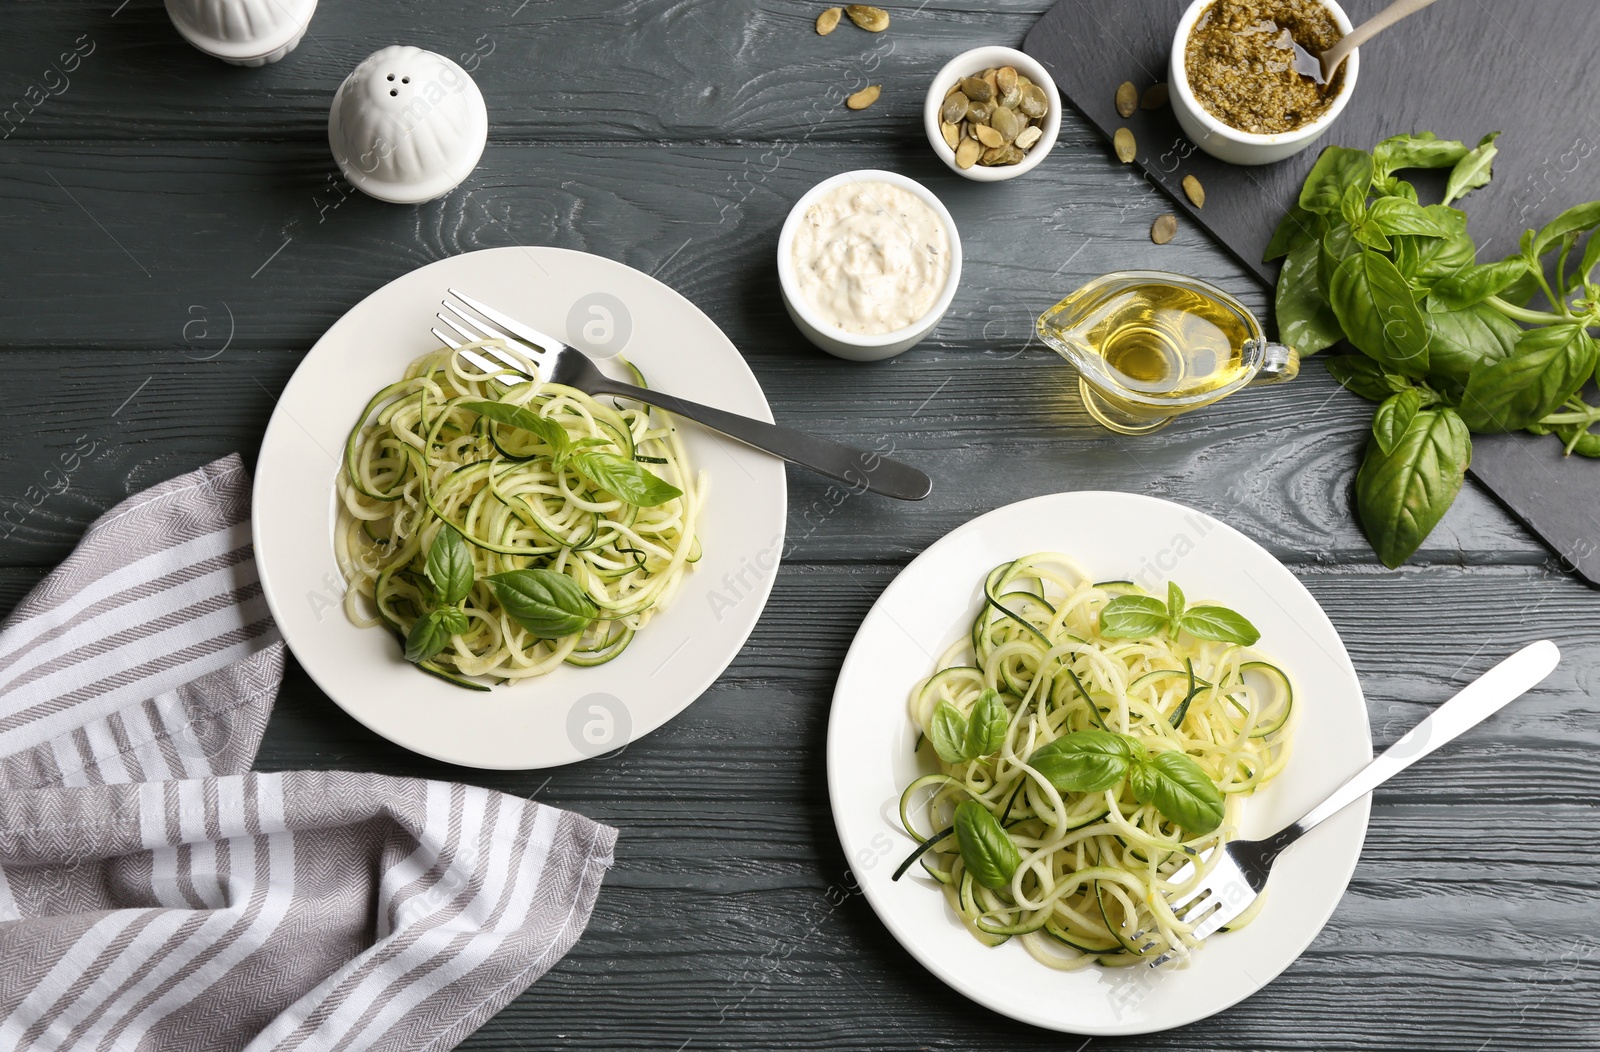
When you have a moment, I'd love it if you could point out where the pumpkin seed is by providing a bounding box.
[844,4,890,31]
[974,123,1004,148]
[980,144,1024,166]
[996,66,1019,98]
[941,121,960,150]
[966,99,991,123]
[1151,213,1178,244]
[989,105,1023,143]
[959,77,993,104]
[846,84,881,110]
[955,137,982,170]
[1018,83,1048,119]
[1113,127,1136,163]
[1182,173,1205,208]
[1140,82,1169,110]
[1115,80,1137,118]
[941,92,970,125]
[945,82,961,99]
[1014,125,1042,149]
[816,7,842,34]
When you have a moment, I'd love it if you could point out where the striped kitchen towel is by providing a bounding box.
[0,455,618,1051]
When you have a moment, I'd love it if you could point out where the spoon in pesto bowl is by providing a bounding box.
[1292,0,1443,85]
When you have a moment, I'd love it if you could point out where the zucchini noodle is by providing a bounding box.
[336,341,704,687]
[898,553,1295,968]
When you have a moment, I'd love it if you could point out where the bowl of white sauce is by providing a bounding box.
[777,169,963,361]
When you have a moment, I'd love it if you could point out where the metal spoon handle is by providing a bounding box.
[1322,0,1444,77]
[1288,640,1560,841]
[590,378,933,500]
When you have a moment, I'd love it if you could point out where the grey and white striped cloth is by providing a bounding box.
[0,455,618,1051]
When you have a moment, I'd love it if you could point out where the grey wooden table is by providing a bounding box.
[3,2,1598,1049]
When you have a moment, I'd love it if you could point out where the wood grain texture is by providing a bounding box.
[1,0,1597,1048]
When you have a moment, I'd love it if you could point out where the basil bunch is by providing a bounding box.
[464,399,683,506]
[928,689,1010,764]
[1269,133,1600,567]
[1098,582,1259,646]
[1028,729,1225,835]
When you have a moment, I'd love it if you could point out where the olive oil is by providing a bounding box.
[1036,272,1297,435]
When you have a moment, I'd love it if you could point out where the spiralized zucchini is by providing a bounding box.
[898,552,1294,968]
[336,341,703,687]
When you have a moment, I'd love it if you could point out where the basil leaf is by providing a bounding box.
[487,568,597,638]
[929,699,970,764]
[1129,751,1225,835]
[1372,388,1422,456]
[1318,221,1361,291]
[1175,605,1261,646]
[1441,131,1500,206]
[1393,206,1474,285]
[1327,250,1431,379]
[1579,226,1600,284]
[1352,222,1392,252]
[438,607,471,634]
[1419,301,1522,395]
[1098,594,1170,639]
[1264,203,1322,262]
[1275,239,1343,356]
[953,801,1021,891]
[403,609,453,664]
[571,451,683,507]
[1356,407,1471,568]
[1166,581,1186,622]
[1325,355,1412,403]
[1458,324,1599,432]
[1366,196,1450,239]
[962,690,1009,760]
[1373,176,1419,203]
[1372,132,1467,176]
[1531,200,1600,258]
[1428,259,1529,310]
[463,400,571,460]
[1299,146,1374,216]
[1027,729,1133,794]
[424,524,474,606]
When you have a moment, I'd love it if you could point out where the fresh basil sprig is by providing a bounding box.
[928,690,1009,764]
[488,568,597,638]
[404,526,476,666]
[953,800,1021,891]
[1271,133,1600,567]
[464,398,682,507]
[1026,730,1225,835]
[1099,582,1260,646]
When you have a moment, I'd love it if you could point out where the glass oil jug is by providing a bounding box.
[1036,271,1299,435]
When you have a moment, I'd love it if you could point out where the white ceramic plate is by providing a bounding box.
[828,492,1371,1035]
[255,247,786,770]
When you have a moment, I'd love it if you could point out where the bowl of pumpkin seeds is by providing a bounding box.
[924,46,1061,182]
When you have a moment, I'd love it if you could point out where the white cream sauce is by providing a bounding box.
[791,181,952,335]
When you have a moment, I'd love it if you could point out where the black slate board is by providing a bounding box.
[1025,0,1600,585]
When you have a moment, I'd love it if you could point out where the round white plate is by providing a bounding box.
[828,492,1372,1035]
[255,247,786,769]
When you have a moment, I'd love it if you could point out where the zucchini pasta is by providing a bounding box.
[896,552,1294,968]
[336,341,703,689]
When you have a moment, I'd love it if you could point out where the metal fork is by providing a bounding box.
[429,288,933,501]
[1163,639,1561,949]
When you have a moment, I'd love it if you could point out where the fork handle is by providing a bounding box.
[1275,640,1560,851]
[586,378,933,500]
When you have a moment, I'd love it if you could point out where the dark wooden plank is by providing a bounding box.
[0,347,1550,567]
[1,0,1062,143]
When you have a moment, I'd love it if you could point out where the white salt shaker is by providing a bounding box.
[164,0,317,66]
[328,45,489,205]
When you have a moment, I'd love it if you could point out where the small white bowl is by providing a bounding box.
[1169,0,1358,166]
[777,170,962,362]
[924,46,1061,183]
